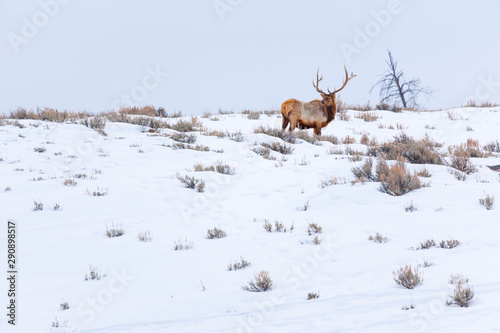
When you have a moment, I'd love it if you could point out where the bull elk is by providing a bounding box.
[281,66,356,136]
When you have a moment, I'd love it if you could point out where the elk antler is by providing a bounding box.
[331,66,357,94]
[312,69,327,95]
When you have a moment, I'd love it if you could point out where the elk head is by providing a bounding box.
[313,66,357,109]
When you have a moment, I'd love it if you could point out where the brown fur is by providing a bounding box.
[281,98,337,136]
[281,67,355,136]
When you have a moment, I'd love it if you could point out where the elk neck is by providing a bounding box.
[324,103,336,124]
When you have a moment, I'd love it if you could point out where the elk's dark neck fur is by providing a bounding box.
[324,103,336,124]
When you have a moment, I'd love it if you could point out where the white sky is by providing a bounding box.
[1,0,499,115]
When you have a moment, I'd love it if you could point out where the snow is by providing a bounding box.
[1,108,500,332]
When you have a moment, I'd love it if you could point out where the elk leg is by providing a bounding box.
[314,126,322,136]
[282,115,290,131]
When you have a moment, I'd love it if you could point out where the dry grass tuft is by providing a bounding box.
[371,133,443,165]
[393,265,422,289]
[479,194,495,210]
[242,270,273,292]
[368,232,388,243]
[379,161,424,196]
[228,257,251,271]
[355,112,380,122]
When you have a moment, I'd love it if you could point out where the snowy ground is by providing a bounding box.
[1,107,500,333]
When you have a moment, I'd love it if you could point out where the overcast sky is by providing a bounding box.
[1,0,499,115]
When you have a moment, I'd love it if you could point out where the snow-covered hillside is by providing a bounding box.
[1,108,500,333]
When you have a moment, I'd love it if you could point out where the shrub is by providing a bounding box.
[254,125,297,144]
[307,292,320,300]
[193,161,235,175]
[375,158,390,181]
[274,220,286,232]
[447,281,474,307]
[82,117,106,131]
[479,194,495,210]
[247,111,261,119]
[420,259,434,267]
[137,230,153,242]
[117,105,157,117]
[64,179,77,186]
[60,301,69,311]
[319,135,339,145]
[416,238,460,250]
[218,108,234,115]
[167,111,183,118]
[483,140,500,153]
[174,239,194,250]
[33,201,43,211]
[167,116,202,132]
[393,265,422,289]
[375,102,391,110]
[307,223,323,235]
[300,235,322,245]
[449,273,469,285]
[261,142,294,155]
[344,101,372,111]
[326,147,343,155]
[252,147,275,160]
[449,168,467,181]
[242,270,273,292]
[417,168,432,177]
[319,176,347,188]
[351,158,375,182]
[379,162,424,196]
[336,110,351,121]
[417,239,436,250]
[85,265,104,281]
[360,133,370,145]
[355,112,379,122]
[263,220,273,232]
[348,154,363,162]
[342,135,356,144]
[86,187,108,196]
[176,173,205,192]
[228,257,251,271]
[294,130,318,144]
[374,133,443,165]
[449,145,475,174]
[439,239,461,249]
[106,223,124,238]
[206,227,227,239]
[9,107,88,122]
[226,131,244,142]
[157,107,167,117]
[405,201,418,212]
[368,232,388,243]
[33,147,46,153]
[263,219,293,233]
[170,142,210,152]
[170,133,196,144]
[203,129,226,138]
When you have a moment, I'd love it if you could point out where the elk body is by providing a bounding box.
[281,67,356,136]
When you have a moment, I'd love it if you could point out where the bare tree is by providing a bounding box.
[371,50,432,108]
